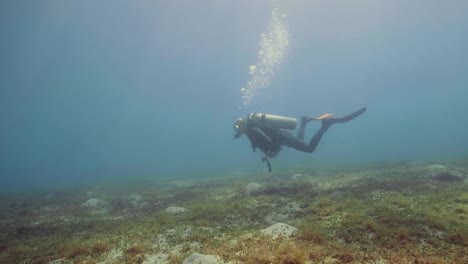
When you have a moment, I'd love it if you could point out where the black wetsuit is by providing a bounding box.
[246,118,328,157]
[245,107,366,172]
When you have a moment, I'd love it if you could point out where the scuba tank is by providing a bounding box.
[247,113,297,130]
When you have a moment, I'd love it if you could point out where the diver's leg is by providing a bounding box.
[286,108,366,153]
[297,117,311,140]
[306,107,367,151]
[290,108,367,153]
[282,127,328,153]
[305,125,329,153]
[298,112,334,140]
[280,130,311,153]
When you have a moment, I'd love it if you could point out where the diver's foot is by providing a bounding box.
[321,118,335,128]
[300,116,311,126]
[315,113,334,120]
[304,113,333,122]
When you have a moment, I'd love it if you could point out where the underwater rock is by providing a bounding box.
[261,223,298,238]
[165,206,187,215]
[82,198,104,208]
[292,173,304,180]
[244,182,264,195]
[430,170,465,183]
[426,164,448,171]
[182,253,222,264]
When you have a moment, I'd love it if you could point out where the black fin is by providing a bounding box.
[332,107,366,124]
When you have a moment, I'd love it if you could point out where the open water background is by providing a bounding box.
[1,0,467,190]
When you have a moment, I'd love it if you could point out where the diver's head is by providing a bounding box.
[233,118,247,139]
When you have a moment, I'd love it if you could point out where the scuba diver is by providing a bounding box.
[233,107,366,172]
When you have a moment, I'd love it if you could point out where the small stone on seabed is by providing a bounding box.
[426,164,447,171]
[292,173,304,180]
[182,253,222,264]
[82,198,104,208]
[261,223,298,238]
[165,206,187,215]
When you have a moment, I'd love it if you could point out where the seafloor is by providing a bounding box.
[0,160,467,264]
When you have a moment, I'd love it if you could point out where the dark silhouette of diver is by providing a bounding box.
[233,107,366,172]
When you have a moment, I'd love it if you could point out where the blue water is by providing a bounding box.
[1,1,467,190]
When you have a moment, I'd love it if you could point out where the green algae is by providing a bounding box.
[0,160,467,263]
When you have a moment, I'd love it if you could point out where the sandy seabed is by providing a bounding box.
[0,160,467,264]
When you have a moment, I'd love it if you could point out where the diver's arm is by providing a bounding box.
[261,151,272,172]
[247,127,270,152]
[251,142,256,152]
[250,127,272,143]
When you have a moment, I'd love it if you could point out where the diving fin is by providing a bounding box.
[332,107,366,123]
[321,107,366,127]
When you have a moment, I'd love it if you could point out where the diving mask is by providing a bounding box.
[233,118,246,139]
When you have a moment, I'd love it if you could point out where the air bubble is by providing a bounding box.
[240,7,288,108]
